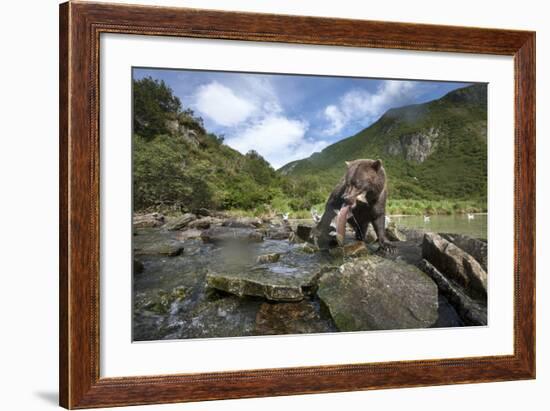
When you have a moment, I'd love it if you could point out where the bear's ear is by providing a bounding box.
[345,161,351,168]
[373,159,382,171]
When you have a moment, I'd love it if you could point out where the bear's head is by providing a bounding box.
[341,159,386,208]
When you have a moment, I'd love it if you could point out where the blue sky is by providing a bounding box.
[134,68,470,169]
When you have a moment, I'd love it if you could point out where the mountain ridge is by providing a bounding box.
[279,83,487,204]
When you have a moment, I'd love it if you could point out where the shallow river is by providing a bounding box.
[133,222,465,342]
[392,214,487,240]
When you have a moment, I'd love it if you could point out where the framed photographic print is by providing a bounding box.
[59,1,535,408]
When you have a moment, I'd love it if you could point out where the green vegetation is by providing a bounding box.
[133,77,487,217]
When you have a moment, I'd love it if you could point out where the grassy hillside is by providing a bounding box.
[279,84,488,214]
[133,77,284,214]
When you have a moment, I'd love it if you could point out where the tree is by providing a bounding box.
[133,77,182,140]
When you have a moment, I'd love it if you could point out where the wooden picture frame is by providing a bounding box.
[59,1,535,408]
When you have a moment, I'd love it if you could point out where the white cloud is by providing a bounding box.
[322,80,417,135]
[194,81,256,127]
[226,116,327,169]
[192,76,331,168]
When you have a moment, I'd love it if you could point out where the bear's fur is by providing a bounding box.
[314,159,393,252]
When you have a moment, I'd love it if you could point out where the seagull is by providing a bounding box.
[423,215,430,223]
[467,213,475,220]
[311,208,321,223]
[282,213,289,222]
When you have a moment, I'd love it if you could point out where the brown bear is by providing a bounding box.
[314,159,393,252]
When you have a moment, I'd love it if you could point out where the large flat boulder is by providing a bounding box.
[201,227,263,244]
[422,232,487,297]
[206,266,324,302]
[317,256,439,331]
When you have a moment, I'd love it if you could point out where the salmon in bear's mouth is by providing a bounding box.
[335,205,350,246]
[335,193,368,245]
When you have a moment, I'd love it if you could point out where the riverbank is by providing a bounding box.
[135,198,486,221]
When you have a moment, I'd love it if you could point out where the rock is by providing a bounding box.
[201,227,263,244]
[256,253,281,264]
[142,286,187,314]
[329,241,369,258]
[295,224,313,242]
[175,229,203,241]
[222,217,263,229]
[255,301,336,335]
[266,225,292,240]
[206,266,324,302]
[175,296,262,340]
[187,216,217,229]
[385,127,440,163]
[385,222,406,242]
[440,233,487,271]
[365,224,377,243]
[193,207,212,217]
[422,232,487,298]
[298,243,319,254]
[132,213,165,228]
[419,259,487,326]
[317,257,439,331]
[165,213,197,230]
[400,228,428,242]
[134,242,184,257]
[133,259,144,274]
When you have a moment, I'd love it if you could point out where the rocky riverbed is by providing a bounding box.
[133,212,487,341]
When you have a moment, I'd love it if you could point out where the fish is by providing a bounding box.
[335,205,350,246]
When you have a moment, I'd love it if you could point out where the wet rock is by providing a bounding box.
[206,267,324,302]
[133,259,144,274]
[386,222,406,242]
[292,224,313,243]
[365,224,377,243]
[165,213,197,230]
[440,233,487,272]
[256,253,281,264]
[201,227,263,244]
[142,286,187,314]
[133,213,165,228]
[266,225,292,240]
[175,229,203,241]
[317,257,439,331]
[298,243,319,254]
[175,296,262,339]
[329,241,369,258]
[422,232,487,298]
[420,259,487,326]
[222,217,263,229]
[255,301,336,335]
[134,242,184,257]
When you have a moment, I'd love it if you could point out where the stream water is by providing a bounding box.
[132,218,468,341]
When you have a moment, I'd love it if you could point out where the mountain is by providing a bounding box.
[279,84,488,203]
